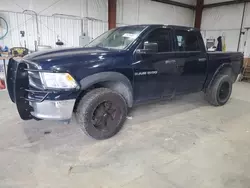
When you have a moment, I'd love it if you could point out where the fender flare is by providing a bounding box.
[207,63,232,89]
[80,72,133,107]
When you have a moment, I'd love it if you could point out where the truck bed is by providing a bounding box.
[207,51,243,60]
[205,51,243,87]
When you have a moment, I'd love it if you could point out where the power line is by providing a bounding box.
[6,0,66,33]
[8,0,25,11]
[38,0,65,14]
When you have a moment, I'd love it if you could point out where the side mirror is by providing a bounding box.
[136,42,158,54]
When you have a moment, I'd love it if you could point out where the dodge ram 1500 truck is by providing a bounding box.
[7,25,243,140]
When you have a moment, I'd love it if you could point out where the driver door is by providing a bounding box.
[133,27,177,103]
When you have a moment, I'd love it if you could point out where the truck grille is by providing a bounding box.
[7,58,18,102]
[6,58,52,120]
[25,61,43,89]
[6,59,33,120]
[7,58,50,104]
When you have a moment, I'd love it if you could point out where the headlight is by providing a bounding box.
[40,72,78,89]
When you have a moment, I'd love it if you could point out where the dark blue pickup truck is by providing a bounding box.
[7,24,243,139]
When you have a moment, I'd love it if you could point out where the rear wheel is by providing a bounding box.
[76,88,127,140]
[205,74,232,106]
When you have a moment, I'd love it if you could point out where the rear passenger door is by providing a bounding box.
[174,30,207,94]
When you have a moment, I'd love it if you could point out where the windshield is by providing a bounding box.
[86,26,146,50]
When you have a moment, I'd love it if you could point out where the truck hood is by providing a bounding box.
[24,47,122,62]
[23,47,128,75]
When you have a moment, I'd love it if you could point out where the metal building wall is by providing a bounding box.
[39,15,82,48]
[117,0,195,27]
[0,11,38,50]
[201,2,250,56]
[0,0,108,50]
[0,0,108,19]
[0,11,108,51]
[241,3,250,57]
[201,4,244,52]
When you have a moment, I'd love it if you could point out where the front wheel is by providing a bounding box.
[76,88,127,140]
[205,74,233,106]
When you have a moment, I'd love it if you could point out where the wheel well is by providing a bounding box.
[205,65,235,93]
[219,66,237,82]
[220,66,232,75]
[73,81,133,111]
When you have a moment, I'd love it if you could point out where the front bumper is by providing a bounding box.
[30,100,75,120]
[7,58,79,121]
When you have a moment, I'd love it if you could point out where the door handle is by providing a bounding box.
[198,58,206,62]
[165,60,176,64]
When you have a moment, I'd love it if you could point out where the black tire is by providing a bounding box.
[205,74,232,106]
[75,88,127,140]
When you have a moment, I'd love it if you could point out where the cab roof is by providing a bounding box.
[118,24,200,31]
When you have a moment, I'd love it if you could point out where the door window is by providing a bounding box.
[143,28,172,52]
[175,30,201,52]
